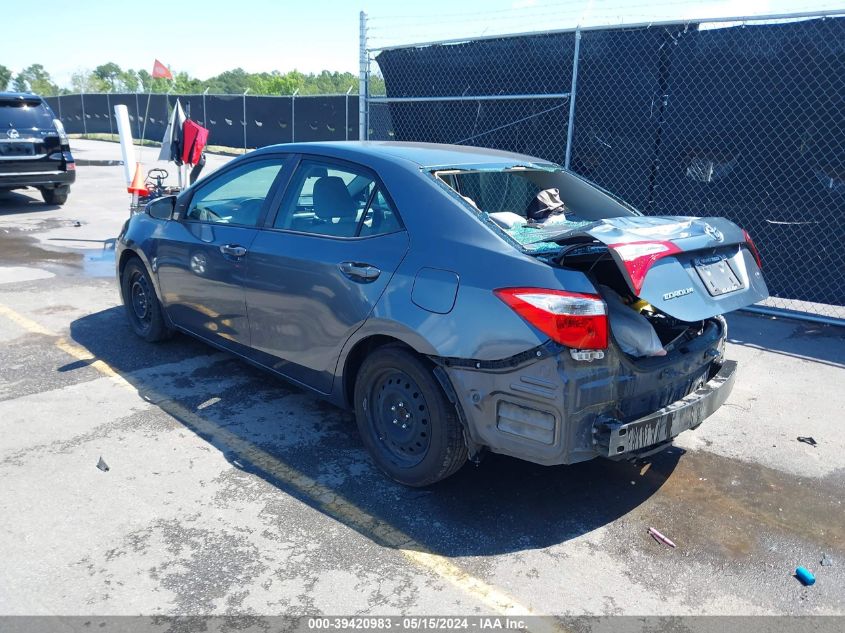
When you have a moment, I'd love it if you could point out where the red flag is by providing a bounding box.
[152,59,173,80]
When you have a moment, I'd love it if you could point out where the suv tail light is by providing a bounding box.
[608,240,681,295]
[494,288,608,349]
[742,229,763,270]
[53,119,69,146]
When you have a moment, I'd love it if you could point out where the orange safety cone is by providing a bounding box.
[127,163,148,196]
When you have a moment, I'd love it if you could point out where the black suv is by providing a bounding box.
[0,92,75,205]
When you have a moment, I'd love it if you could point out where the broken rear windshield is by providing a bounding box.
[432,167,638,253]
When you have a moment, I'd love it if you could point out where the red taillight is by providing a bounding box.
[66,162,76,171]
[607,240,681,295]
[494,287,608,349]
[742,229,763,270]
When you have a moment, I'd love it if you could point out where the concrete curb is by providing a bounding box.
[75,159,124,167]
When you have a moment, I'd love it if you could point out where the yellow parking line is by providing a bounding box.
[0,304,55,337]
[0,302,563,630]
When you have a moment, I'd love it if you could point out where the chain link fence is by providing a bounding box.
[44,92,360,150]
[364,12,845,324]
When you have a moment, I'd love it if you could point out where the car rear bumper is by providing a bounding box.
[0,168,75,189]
[592,360,736,458]
[439,319,730,466]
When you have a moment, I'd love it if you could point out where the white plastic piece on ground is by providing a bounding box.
[599,285,666,357]
[114,105,136,186]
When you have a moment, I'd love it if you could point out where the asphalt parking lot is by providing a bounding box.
[1,140,844,618]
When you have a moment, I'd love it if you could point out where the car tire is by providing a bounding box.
[354,344,468,487]
[120,258,172,342]
[41,186,69,205]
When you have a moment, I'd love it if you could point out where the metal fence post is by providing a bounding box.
[80,93,88,136]
[202,87,209,126]
[243,88,250,150]
[359,10,368,141]
[135,92,142,139]
[345,85,353,140]
[291,88,299,142]
[564,28,581,170]
[106,91,113,137]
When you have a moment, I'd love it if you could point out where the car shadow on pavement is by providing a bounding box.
[726,312,845,369]
[0,190,61,212]
[69,306,681,557]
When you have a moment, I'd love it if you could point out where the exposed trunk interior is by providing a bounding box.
[553,240,708,357]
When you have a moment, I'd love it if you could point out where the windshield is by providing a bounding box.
[433,167,638,253]
[0,99,55,129]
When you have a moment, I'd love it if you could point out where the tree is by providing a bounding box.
[12,64,58,96]
[7,62,365,96]
[205,68,251,94]
[136,69,170,94]
[119,69,140,92]
[172,71,204,94]
[0,65,11,91]
[247,70,305,95]
[93,62,123,91]
[302,70,357,95]
[71,69,108,93]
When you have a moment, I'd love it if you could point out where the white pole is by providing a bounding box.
[114,104,137,186]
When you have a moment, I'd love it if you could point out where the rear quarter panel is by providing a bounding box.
[334,159,601,363]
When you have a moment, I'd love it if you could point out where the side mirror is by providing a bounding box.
[146,195,176,220]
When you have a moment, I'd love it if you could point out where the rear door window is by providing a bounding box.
[273,159,403,238]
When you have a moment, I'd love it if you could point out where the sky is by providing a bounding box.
[4,0,841,89]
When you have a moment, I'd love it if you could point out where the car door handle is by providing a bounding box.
[339,261,381,282]
[220,244,247,257]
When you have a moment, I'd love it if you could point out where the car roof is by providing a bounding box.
[0,92,44,100]
[251,141,558,169]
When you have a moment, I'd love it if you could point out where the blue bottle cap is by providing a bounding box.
[796,566,816,586]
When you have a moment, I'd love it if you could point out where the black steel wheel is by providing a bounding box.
[354,344,467,486]
[121,258,171,342]
[370,369,432,468]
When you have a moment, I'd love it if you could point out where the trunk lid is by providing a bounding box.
[548,216,769,322]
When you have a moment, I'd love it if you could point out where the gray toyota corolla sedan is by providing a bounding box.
[116,142,768,486]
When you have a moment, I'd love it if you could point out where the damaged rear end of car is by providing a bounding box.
[431,164,767,466]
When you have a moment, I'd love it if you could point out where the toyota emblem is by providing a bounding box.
[7,128,20,139]
[703,222,724,242]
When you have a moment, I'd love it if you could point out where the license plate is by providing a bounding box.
[0,142,36,157]
[694,255,742,296]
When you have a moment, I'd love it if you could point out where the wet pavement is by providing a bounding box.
[0,141,844,618]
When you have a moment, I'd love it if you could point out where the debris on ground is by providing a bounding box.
[795,566,816,586]
[73,221,81,228]
[96,456,110,472]
[648,527,677,548]
[797,436,818,447]
[821,554,833,567]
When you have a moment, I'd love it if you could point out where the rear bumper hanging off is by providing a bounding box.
[593,360,737,457]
